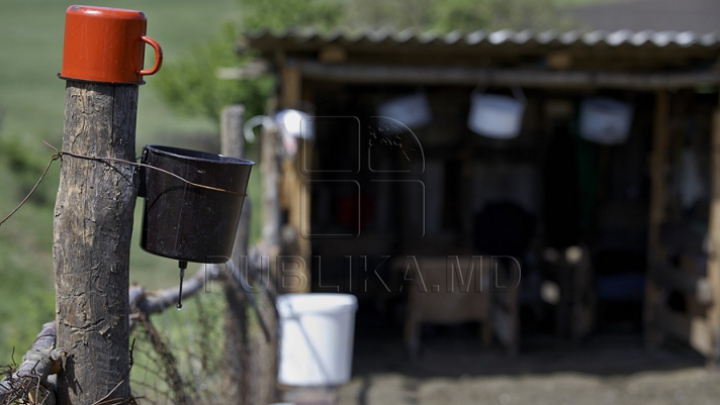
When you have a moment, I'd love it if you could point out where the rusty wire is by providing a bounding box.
[2,278,274,405]
[0,361,52,405]
[0,141,246,229]
[130,292,228,405]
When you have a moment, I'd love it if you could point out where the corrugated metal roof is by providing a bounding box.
[569,0,720,34]
[245,28,720,50]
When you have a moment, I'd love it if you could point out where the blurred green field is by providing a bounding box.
[0,0,264,358]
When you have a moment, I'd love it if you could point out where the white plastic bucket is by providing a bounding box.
[468,87,525,139]
[579,97,633,145]
[278,293,358,387]
[376,91,432,131]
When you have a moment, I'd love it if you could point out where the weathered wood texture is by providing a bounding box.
[220,105,252,405]
[54,81,138,404]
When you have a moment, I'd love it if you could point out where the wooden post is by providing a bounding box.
[280,141,312,293]
[706,107,720,365]
[262,124,282,254]
[281,63,302,110]
[222,105,246,162]
[261,123,281,403]
[645,89,671,349]
[54,81,138,403]
[220,105,252,405]
[279,62,312,293]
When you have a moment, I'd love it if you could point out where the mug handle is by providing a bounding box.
[138,35,163,76]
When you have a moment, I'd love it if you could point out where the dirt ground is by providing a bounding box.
[286,333,720,405]
[336,367,720,405]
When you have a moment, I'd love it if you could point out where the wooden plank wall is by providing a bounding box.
[706,107,720,363]
[646,91,719,361]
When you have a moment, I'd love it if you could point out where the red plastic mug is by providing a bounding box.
[59,5,163,84]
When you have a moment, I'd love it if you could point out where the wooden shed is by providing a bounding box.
[244,26,720,360]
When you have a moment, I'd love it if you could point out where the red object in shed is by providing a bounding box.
[59,5,162,84]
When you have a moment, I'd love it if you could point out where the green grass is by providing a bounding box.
[0,0,251,358]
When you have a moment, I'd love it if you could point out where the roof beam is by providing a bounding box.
[295,59,720,90]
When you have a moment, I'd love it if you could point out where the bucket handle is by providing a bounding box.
[471,86,526,105]
[243,115,275,143]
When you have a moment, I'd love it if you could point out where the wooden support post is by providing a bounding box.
[707,107,720,364]
[220,105,252,405]
[281,63,302,110]
[261,123,281,403]
[645,89,671,350]
[262,125,282,256]
[296,140,312,292]
[54,81,138,404]
[280,140,312,293]
[279,61,312,292]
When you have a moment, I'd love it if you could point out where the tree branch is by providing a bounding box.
[0,322,60,405]
[130,263,224,318]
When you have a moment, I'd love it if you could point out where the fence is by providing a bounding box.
[0,251,279,405]
[0,106,282,405]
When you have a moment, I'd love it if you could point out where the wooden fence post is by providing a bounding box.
[220,105,252,405]
[53,82,138,403]
[261,122,282,403]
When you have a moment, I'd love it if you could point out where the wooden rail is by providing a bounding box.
[296,59,720,90]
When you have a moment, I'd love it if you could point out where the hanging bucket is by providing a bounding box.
[467,87,526,139]
[138,145,254,263]
[278,293,358,387]
[579,97,633,145]
[377,90,432,132]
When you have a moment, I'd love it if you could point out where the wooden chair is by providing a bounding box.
[398,256,493,355]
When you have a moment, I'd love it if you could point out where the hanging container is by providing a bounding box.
[579,97,633,145]
[278,293,358,386]
[275,109,314,156]
[139,145,254,263]
[377,90,432,132]
[468,87,526,139]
